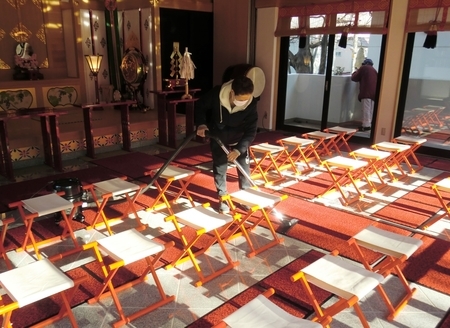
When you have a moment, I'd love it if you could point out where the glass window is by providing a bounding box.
[400,32,450,150]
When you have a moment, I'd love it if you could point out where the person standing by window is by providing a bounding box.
[351,58,378,131]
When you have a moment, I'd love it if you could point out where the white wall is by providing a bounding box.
[255,7,279,130]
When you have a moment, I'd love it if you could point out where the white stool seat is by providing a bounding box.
[434,177,450,191]
[353,225,423,259]
[22,193,73,217]
[326,126,358,134]
[325,156,368,170]
[279,136,315,146]
[174,206,234,232]
[305,131,336,139]
[250,143,285,153]
[302,254,384,300]
[394,136,427,145]
[97,228,165,265]
[155,165,196,180]
[0,258,74,307]
[93,177,140,196]
[223,294,322,328]
[374,141,410,152]
[352,147,391,160]
[229,188,284,208]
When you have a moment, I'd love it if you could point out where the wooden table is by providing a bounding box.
[81,101,136,158]
[150,89,200,148]
[0,108,67,181]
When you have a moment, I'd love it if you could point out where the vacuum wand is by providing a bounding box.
[205,130,257,188]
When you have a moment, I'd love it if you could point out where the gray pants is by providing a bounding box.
[210,139,251,197]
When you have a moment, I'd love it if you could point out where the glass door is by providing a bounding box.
[397,32,450,154]
[277,14,383,139]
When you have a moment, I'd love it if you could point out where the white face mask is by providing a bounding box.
[233,99,248,107]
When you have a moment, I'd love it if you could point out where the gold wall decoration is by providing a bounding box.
[10,23,31,42]
[36,24,46,44]
[0,0,48,70]
[0,59,11,69]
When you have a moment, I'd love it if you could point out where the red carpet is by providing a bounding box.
[2,136,450,326]
[401,236,450,296]
[187,250,324,327]
[427,158,450,171]
[91,151,167,179]
[156,144,212,166]
[281,172,333,199]
[373,197,440,228]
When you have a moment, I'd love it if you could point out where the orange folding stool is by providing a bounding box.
[391,136,427,173]
[348,225,423,320]
[249,142,298,186]
[0,217,14,269]
[9,193,81,260]
[349,147,394,192]
[165,203,240,286]
[371,141,411,180]
[212,288,328,328]
[85,177,145,235]
[147,164,199,215]
[302,131,339,158]
[323,126,358,154]
[221,187,286,257]
[292,252,384,328]
[411,107,434,132]
[84,228,175,328]
[320,156,370,205]
[277,136,319,173]
[423,105,445,128]
[0,258,85,328]
[424,177,450,229]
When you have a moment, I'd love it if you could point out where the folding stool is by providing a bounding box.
[0,258,85,327]
[85,228,175,328]
[165,203,240,286]
[425,177,450,229]
[323,126,358,154]
[147,164,199,215]
[391,136,427,173]
[349,147,394,192]
[277,136,320,173]
[0,217,14,269]
[423,105,445,128]
[302,131,339,158]
[221,187,286,257]
[371,141,411,180]
[320,156,370,206]
[348,225,423,320]
[9,193,81,260]
[212,288,327,328]
[85,177,145,235]
[292,252,384,328]
[411,108,434,132]
[249,142,298,186]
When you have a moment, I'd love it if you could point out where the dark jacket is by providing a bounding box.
[195,84,258,155]
[351,65,378,101]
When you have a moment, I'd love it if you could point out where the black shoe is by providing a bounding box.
[358,126,371,131]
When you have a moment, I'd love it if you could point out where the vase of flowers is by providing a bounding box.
[13,46,43,80]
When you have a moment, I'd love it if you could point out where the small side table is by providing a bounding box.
[81,101,136,158]
[0,109,67,181]
[150,89,200,147]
